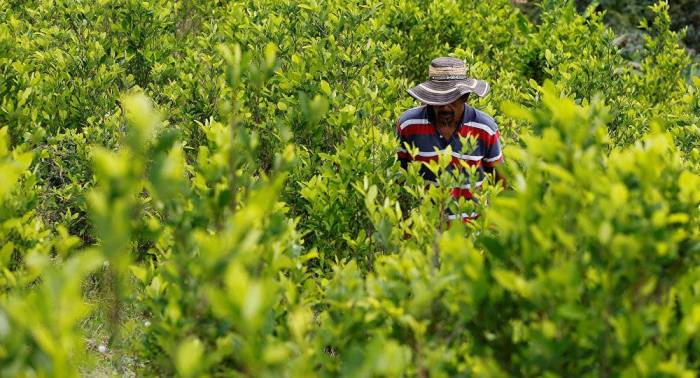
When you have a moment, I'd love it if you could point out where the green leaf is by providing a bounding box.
[176,337,204,377]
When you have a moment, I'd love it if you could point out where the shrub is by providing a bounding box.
[0,0,698,376]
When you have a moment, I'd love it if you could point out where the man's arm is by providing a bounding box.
[482,123,506,189]
[396,119,411,169]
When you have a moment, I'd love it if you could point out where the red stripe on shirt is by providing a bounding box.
[414,155,438,162]
[402,123,435,137]
[460,125,498,147]
[451,188,473,199]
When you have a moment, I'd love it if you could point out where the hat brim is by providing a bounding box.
[407,78,490,105]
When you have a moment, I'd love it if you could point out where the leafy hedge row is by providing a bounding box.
[0,0,699,376]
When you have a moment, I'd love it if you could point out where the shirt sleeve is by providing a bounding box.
[396,119,411,170]
[483,128,504,169]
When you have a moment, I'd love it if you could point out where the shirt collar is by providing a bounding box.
[463,105,476,124]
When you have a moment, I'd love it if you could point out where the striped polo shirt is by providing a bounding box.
[396,105,504,220]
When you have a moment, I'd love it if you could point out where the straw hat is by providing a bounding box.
[407,57,490,105]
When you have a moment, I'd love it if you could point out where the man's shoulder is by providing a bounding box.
[468,108,498,134]
[398,105,428,125]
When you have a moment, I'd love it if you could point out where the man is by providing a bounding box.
[396,57,505,221]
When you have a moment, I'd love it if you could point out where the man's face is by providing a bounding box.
[432,96,465,128]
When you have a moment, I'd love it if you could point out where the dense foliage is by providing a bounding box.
[574,0,700,52]
[1,0,698,376]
